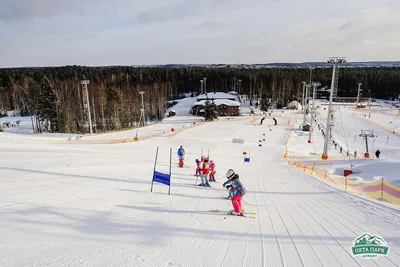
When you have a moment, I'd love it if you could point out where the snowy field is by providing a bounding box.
[1,107,400,266]
[287,101,400,185]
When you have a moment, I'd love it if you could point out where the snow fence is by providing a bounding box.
[283,114,400,206]
[287,160,400,206]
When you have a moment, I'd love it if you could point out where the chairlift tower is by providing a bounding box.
[356,83,362,108]
[322,57,346,160]
[80,80,93,134]
[359,130,375,158]
[308,82,320,143]
[139,91,145,127]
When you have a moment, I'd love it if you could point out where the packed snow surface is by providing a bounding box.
[1,106,399,266]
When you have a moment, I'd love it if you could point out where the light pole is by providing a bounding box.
[203,78,207,94]
[308,82,320,143]
[139,91,145,127]
[80,80,93,134]
[233,77,237,92]
[200,80,204,94]
[301,81,306,111]
[302,82,309,127]
[322,57,346,160]
[356,83,362,108]
[309,66,314,87]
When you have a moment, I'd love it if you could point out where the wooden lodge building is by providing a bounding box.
[191,92,241,116]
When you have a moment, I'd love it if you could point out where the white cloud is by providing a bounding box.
[0,0,399,67]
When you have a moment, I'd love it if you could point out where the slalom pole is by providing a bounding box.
[150,146,159,192]
[169,148,172,195]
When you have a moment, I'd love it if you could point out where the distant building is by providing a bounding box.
[191,99,240,116]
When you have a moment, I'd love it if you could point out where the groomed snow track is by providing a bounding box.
[0,115,399,266]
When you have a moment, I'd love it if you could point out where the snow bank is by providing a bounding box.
[169,97,198,116]
[347,161,400,185]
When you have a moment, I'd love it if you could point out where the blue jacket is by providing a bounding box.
[177,148,185,156]
[230,179,246,196]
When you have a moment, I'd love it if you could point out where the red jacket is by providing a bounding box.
[201,162,210,174]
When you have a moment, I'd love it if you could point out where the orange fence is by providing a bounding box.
[287,160,400,205]
[283,114,400,206]
[354,114,399,137]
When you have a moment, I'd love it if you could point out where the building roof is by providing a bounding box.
[192,99,241,107]
[196,92,237,100]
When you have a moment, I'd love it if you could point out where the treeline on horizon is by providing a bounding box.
[0,66,399,133]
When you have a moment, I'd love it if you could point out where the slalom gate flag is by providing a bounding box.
[153,171,171,186]
[150,147,172,195]
[244,157,250,163]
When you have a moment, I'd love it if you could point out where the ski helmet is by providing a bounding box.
[226,169,235,179]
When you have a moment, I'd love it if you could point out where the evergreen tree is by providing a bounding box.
[260,94,270,111]
[37,76,58,132]
[204,99,218,121]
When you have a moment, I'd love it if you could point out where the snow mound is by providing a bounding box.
[169,97,197,116]
[287,101,301,110]
[348,161,400,185]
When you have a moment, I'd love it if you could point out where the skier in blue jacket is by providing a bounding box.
[177,146,185,167]
[224,169,246,215]
[177,146,185,159]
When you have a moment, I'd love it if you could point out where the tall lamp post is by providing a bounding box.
[308,82,321,143]
[200,80,204,94]
[203,78,207,94]
[80,80,93,134]
[139,91,145,127]
[301,81,307,126]
[309,66,314,87]
[356,83,362,108]
[322,57,346,160]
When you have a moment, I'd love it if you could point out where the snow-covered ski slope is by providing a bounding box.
[1,114,399,266]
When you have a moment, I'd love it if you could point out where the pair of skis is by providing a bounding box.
[210,209,256,219]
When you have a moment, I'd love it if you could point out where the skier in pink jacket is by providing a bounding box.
[209,160,216,182]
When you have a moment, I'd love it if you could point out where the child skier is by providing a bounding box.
[177,146,185,167]
[198,158,211,187]
[195,159,201,176]
[225,169,246,216]
[209,160,216,182]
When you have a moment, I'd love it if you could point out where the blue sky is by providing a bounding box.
[0,0,399,67]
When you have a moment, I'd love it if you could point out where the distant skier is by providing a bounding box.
[209,160,216,182]
[198,158,211,187]
[225,169,246,216]
[375,149,381,159]
[354,151,357,158]
[177,146,185,167]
